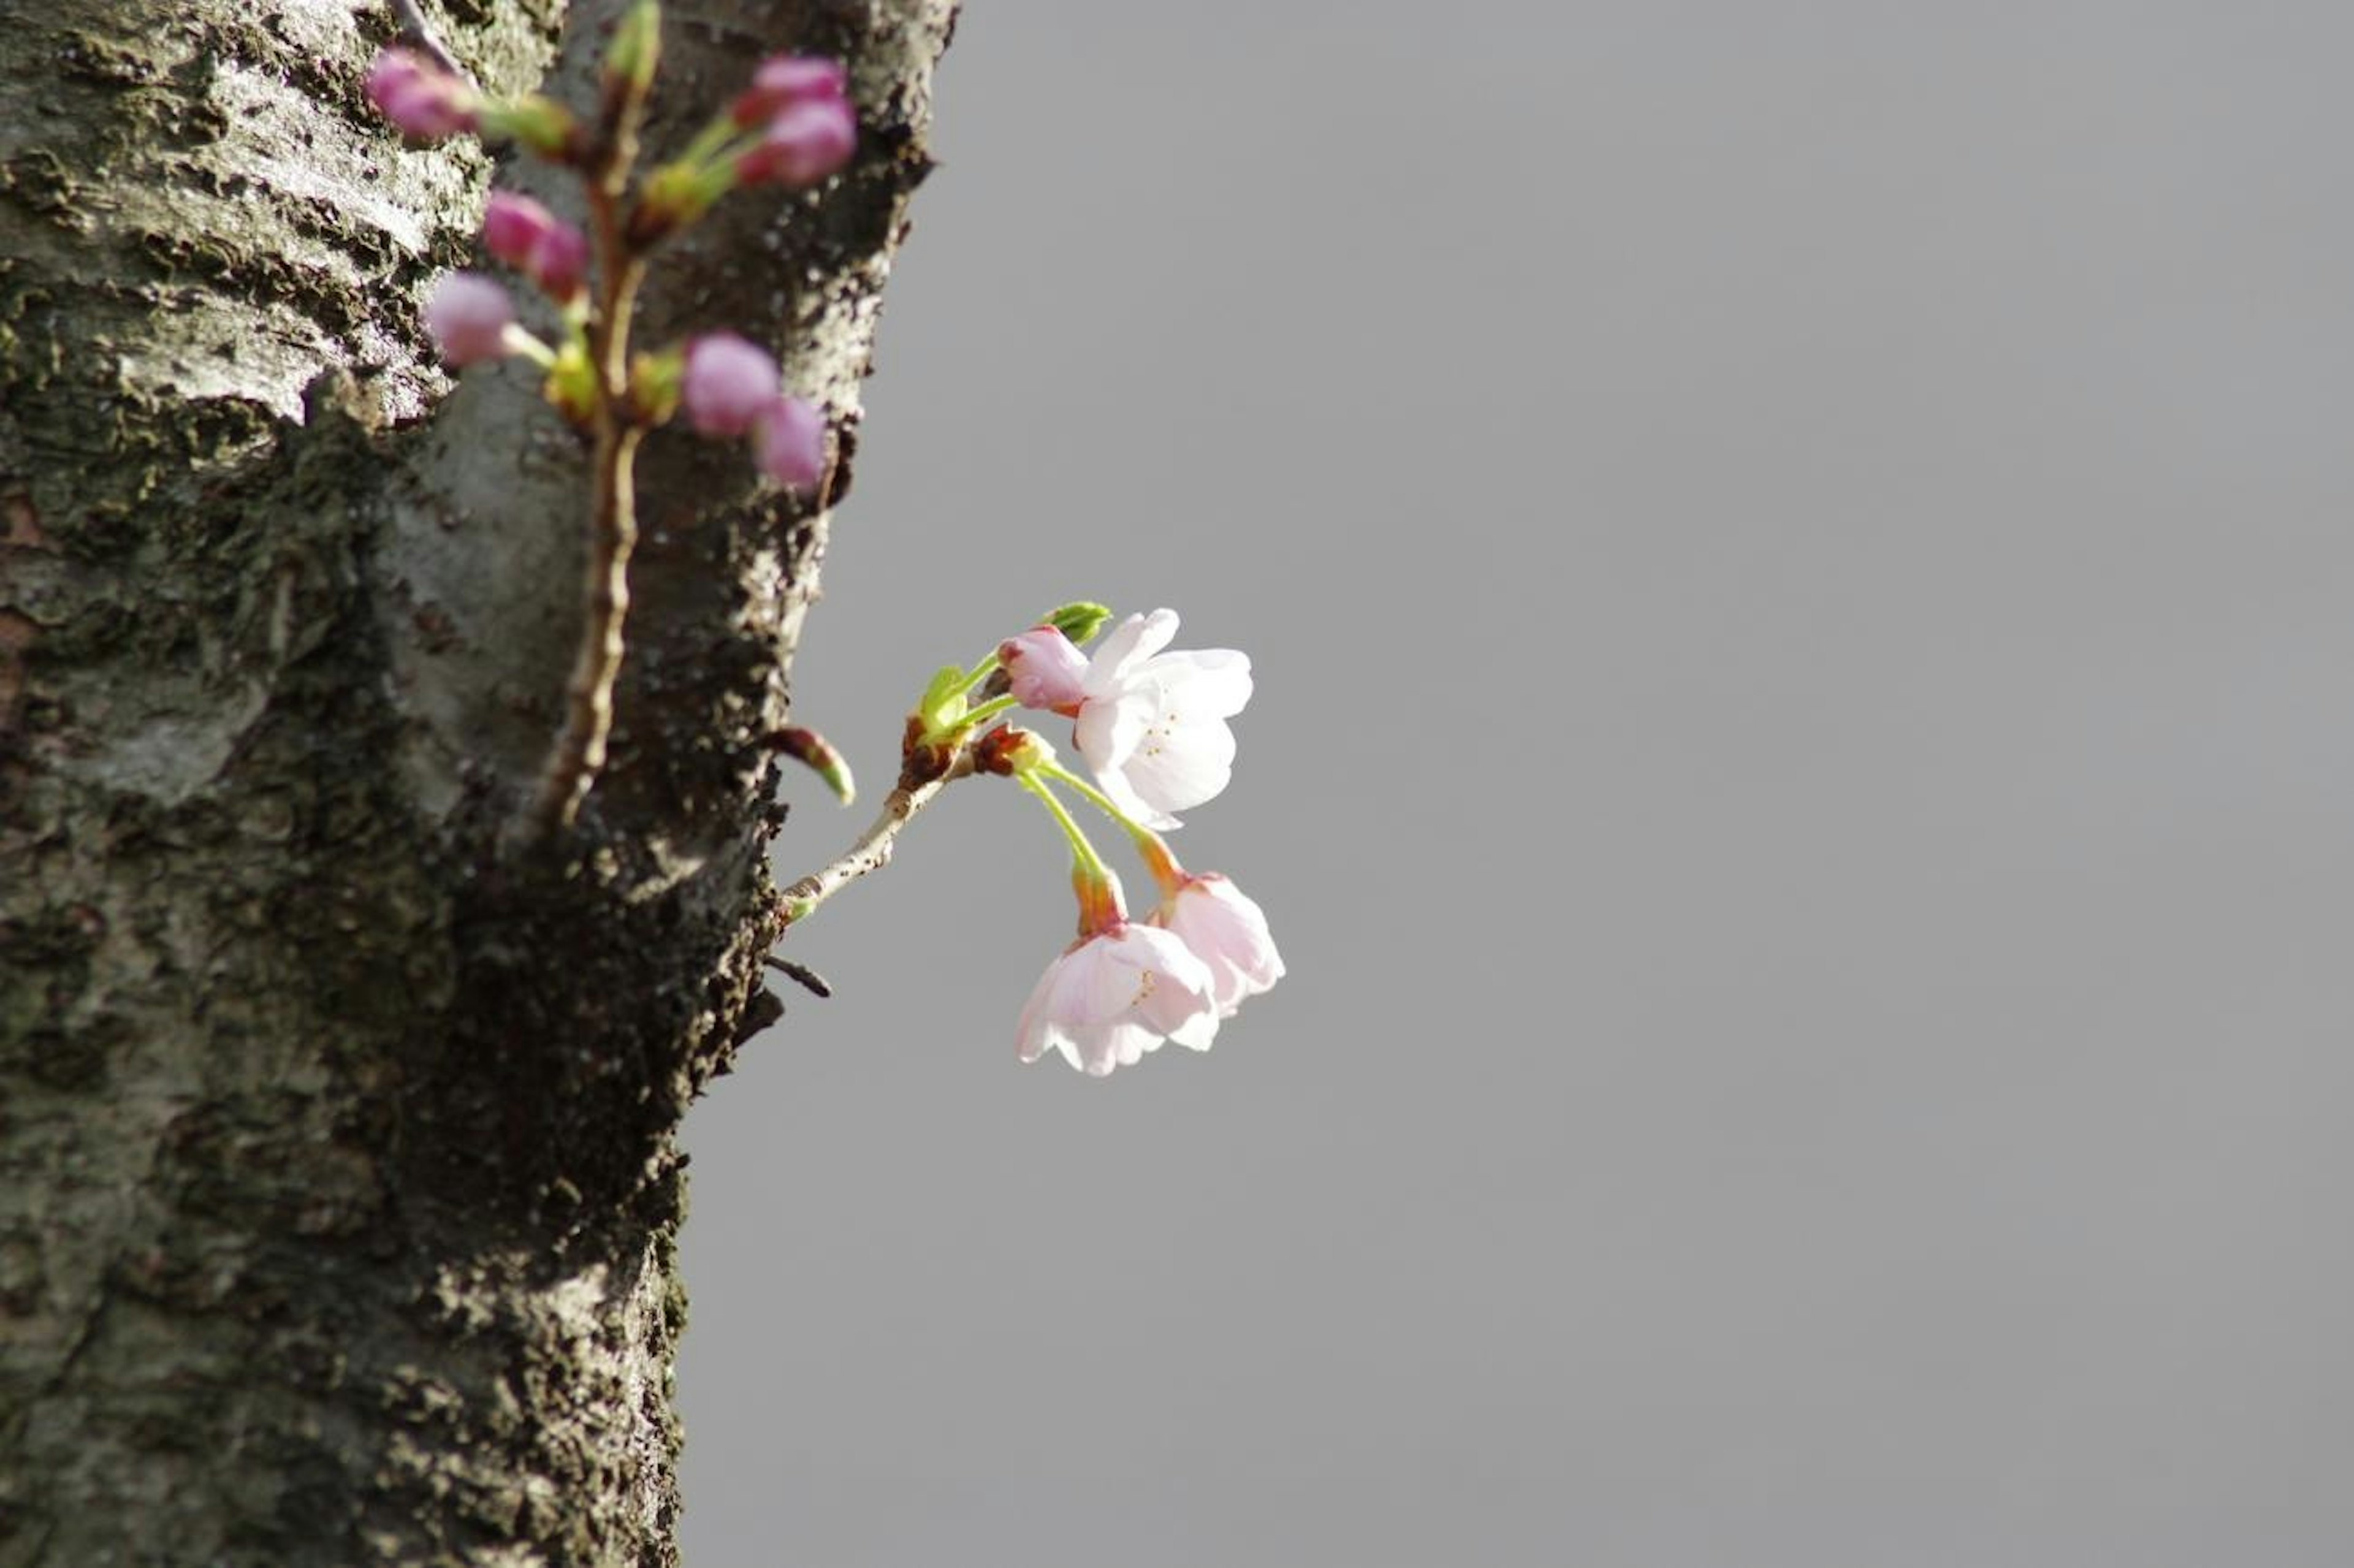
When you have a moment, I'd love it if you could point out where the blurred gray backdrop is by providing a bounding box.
[679,4,2354,1564]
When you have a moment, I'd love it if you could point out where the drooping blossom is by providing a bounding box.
[1016,869,1220,1076]
[736,96,858,188]
[423,272,519,365]
[1150,873,1283,1018]
[1049,611,1252,829]
[753,395,828,492]
[481,192,587,300]
[365,47,479,142]
[682,334,782,437]
[997,625,1091,712]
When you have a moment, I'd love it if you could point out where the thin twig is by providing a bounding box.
[774,750,975,926]
[522,165,649,836]
[763,955,834,998]
[387,0,468,80]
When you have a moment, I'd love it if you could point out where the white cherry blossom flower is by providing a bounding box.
[1072,609,1252,829]
[1150,873,1283,1018]
[1016,920,1219,1078]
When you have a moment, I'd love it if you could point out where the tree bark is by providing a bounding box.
[0,1,953,1561]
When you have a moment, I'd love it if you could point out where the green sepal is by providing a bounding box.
[543,343,599,427]
[1040,600,1114,647]
[627,348,685,425]
[604,1,663,97]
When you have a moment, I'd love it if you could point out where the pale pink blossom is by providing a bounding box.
[1016,919,1220,1078]
[737,96,858,188]
[366,47,478,141]
[1073,609,1253,829]
[1151,873,1283,1018]
[997,626,1090,712]
[682,334,782,437]
[481,192,587,299]
[731,56,849,127]
[753,395,828,492]
[423,272,517,366]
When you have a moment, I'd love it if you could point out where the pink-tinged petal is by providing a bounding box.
[1081,609,1179,698]
[1014,954,1067,1064]
[1159,873,1283,1017]
[998,627,1089,712]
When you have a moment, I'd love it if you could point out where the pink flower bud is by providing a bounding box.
[997,626,1090,714]
[481,192,588,300]
[736,97,857,189]
[730,55,850,127]
[753,396,828,492]
[681,334,782,438]
[424,272,516,366]
[365,47,479,142]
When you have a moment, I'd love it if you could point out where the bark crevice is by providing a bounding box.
[1,1,956,1562]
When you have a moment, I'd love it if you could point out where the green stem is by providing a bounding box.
[1016,772,1111,881]
[1038,762,1186,889]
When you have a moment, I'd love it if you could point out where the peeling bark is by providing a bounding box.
[0,1,954,1562]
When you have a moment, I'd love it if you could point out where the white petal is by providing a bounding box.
[1110,698,1237,818]
[1140,649,1252,720]
[1081,609,1178,698]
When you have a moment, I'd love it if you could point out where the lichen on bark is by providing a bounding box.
[0,1,955,1562]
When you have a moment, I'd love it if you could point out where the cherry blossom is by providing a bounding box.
[1072,610,1252,829]
[1150,873,1283,1018]
[1016,916,1221,1078]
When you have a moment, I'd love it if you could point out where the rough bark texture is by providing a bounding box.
[0,1,954,1562]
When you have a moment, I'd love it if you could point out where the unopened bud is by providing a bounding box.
[424,272,516,365]
[681,333,781,438]
[976,725,1053,777]
[603,0,662,99]
[367,47,479,142]
[753,395,827,493]
[772,726,856,805]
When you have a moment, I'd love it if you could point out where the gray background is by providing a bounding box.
[679,4,2354,1563]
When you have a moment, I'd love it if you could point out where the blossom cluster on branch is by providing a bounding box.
[365,2,860,833]
[782,606,1284,1079]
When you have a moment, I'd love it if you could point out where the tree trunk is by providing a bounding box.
[0,1,953,1561]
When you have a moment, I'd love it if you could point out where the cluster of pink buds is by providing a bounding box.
[730,56,859,189]
[366,4,865,836]
[367,10,854,497]
[682,334,827,492]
